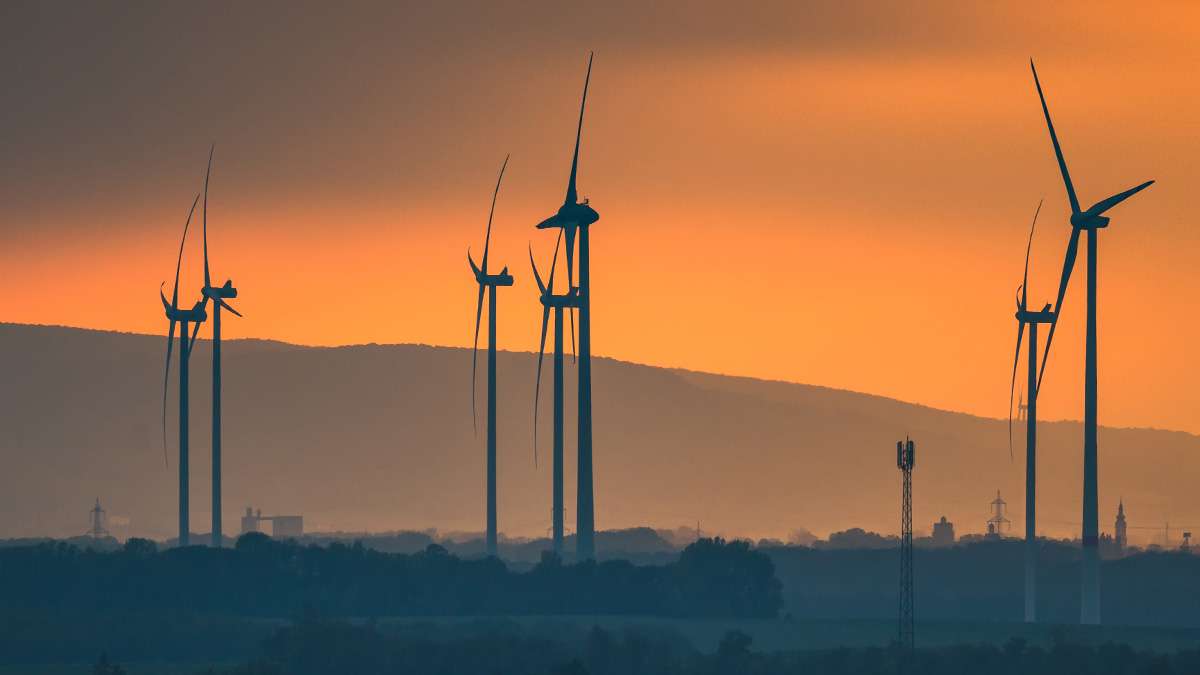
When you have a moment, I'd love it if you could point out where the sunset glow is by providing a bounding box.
[2,2,1198,433]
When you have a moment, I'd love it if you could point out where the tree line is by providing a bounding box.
[0,535,781,620]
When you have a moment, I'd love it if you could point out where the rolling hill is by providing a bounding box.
[0,322,1195,544]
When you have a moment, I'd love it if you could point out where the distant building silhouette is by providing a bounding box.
[241,507,263,534]
[1099,532,1117,558]
[932,516,955,547]
[88,498,109,538]
[1115,500,1128,553]
[272,516,303,538]
[241,506,303,539]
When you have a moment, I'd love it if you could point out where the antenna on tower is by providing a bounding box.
[896,437,915,654]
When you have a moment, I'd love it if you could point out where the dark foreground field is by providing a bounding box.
[6,615,1200,675]
[3,536,1199,673]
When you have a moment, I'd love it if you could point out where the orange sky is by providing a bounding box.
[2,2,1199,432]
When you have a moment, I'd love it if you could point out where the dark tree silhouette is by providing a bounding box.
[0,535,779,621]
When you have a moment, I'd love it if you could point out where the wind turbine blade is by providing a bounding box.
[566,52,593,205]
[529,245,546,294]
[218,298,242,317]
[1037,225,1082,392]
[569,305,577,363]
[187,299,208,355]
[1009,321,1026,461]
[548,229,563,291]
[173,194,201,307]
[536,213,562,230]
[1086,180,1155,217]
[161,318,177,468]
[188,319,202,355]
[482,154,510,274]
[468,249,481,277]
[564,225,577,295]
[534,305,550,468]
[203,144,214,289]
[471,283,485,433]
[1022,199,1043,308]
[1030,60,1081,215]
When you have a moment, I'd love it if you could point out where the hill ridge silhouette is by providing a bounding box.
[1,322,1196,542]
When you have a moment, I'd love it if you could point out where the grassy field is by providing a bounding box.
[0,664,215,675]
[376,614,1200,653]
[6,616,1199,674]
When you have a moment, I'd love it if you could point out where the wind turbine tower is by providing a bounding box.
[160,195,207,547]
[1009,200,1054,622]
[198,147,243,548]
[531,232,578,557]
[1030,60,1154,624]
[469,155,514,558]
[537,52,601,559]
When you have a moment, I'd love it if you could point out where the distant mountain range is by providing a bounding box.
[1,323,1196,544]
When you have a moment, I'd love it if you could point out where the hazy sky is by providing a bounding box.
[3,1,1198,432]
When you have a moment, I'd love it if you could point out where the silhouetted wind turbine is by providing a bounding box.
[531,231,578,557]
[536,52,600,560]
[469,155,514,558]
[1030,59,1154,625]
[197,146,242,548]
[1008,200,1053,624]
[160,195,207,547]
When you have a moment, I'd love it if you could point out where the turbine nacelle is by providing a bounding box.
[479,272,514,287]
[203,279,239,300]
[537,201,600,230]
[468,251,513,286]
[1070,212,1110,230]
[1016,303,1055,323]
[539,287,579,308]
[469,255,513,286]
[160,286,207,322]
[167,301,208,323]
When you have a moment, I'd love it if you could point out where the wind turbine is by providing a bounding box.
[198,146,242,548]
[160,195,207,547]
[1030,59,1154,625]
[531,231,578,557]
[1008,200,1054,623]
[469,154,514,558]
[536,52,600,560]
